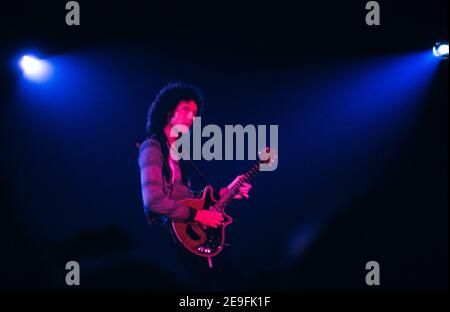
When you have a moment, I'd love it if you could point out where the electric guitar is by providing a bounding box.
[171,148,276,259]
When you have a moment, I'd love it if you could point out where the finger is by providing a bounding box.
[234,194,243,199]
[242,183,251,188]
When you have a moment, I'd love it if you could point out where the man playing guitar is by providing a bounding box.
[138,82,252,245]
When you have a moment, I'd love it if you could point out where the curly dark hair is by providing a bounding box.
[146,82,204,136]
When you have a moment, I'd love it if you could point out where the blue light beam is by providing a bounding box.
[19,55,52,82]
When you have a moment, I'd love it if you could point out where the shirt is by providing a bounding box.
[138,136,202,224]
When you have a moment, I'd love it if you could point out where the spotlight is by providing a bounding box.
[19,55,51,81]
[432,42,449,59]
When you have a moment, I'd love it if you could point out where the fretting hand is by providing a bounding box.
[220,175,252,199]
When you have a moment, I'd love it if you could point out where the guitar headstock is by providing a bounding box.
[258,147,278,171]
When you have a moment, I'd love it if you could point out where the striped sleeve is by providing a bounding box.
[138,138,196,222]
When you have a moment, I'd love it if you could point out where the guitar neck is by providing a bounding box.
[216,162,261,211]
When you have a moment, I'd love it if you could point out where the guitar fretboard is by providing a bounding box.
[215,162,261,212]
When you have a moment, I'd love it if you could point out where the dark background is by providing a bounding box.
[0,1,447,293]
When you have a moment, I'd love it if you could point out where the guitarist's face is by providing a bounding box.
[168,100,198,133]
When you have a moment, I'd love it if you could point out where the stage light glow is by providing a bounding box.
[432,42,449,59]
[19,55,52,82]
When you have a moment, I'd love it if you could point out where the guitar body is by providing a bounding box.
[171,147,275,258]
[172,185,233,257]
